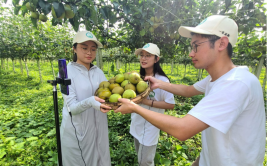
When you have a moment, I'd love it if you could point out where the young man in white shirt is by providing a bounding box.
[115,15,266,166]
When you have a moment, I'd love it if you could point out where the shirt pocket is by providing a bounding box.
[72,113,85,136]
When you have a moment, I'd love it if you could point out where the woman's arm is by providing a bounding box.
[141,99,175,110]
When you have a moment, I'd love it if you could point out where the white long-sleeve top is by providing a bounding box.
[60,62,111,166]
[130,74,175,146]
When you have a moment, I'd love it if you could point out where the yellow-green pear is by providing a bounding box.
[109,83,120,91]
[122,89,136,99]
[99,81,110,88]
[128,72,141,84]
[124,83,136,92]
[109,94,122,103]
[112,86,124,95]
[98,90,111,100]
[123,72,131,80]
[109,77,115,84]
[39,14,48,22]
[31,12,39,19]
[96,87,109,95]
[150,17,155,22]
[136,81,148,94]
[115,74,124,83]
[121,80,130,88]
[26,2,35,12]
[149,27,154,33]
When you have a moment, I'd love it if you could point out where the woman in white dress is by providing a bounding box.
[130,43,175,166]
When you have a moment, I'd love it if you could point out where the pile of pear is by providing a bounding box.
[96,71,149,103]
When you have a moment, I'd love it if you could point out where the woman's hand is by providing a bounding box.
[94,96,112,113]
[140,98,150,106]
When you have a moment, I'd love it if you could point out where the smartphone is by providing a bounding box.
[58,59,69,95]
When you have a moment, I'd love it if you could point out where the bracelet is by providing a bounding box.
[151,100,154,107]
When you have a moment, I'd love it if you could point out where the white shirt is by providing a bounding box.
[189,66,266,166]
[130,74,175,146]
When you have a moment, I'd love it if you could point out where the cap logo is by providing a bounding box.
[219,31,230,37]
[86,32,94,38]
[198,18,207,26]
[143,43,150,48]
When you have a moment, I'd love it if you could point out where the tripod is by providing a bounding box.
[47,77,71,166]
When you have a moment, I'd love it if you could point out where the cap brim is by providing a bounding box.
[134,48,160,57]
[74,39,103,48]
[178,26,214,38]
[134,48,145,55]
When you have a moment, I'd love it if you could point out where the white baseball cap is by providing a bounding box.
[72,31,103,48]
[135,43,160,57]
[178,15,238,46]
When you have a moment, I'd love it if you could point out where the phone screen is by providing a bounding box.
[58,59,69,95]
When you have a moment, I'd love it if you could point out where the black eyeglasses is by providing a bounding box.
[190,39,219,53]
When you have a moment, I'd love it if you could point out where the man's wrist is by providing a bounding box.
[132,102,139,113]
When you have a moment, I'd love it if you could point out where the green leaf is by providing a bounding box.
[5,137,16,142]
[39,0,51,15]
[52,2,65,18]
[182,145,188,149]
[8,140,15,146]
[89,5,98,25]
[14,6,21,15]
[30,141,38,146]
[225,0,231,8]
[0,149,6,159]
[85,20,92,30]
[87,0,94,6]
[248,1,254,10]
[176,144,182,151]
[100,7,108,20]
[69,16,79,32]
[113,2,119,11]
[31,17,38,28]
[123,5,130,15]
[109,13,117,24]
[71,4,78,15]
[13,142,25,150]
[26,137,38,141]
[33,130,42,136]
[182,152,188,159]
[12,0,20,6]
[160,158,171,165]
[154,152,161,164]
[46,129,56,137]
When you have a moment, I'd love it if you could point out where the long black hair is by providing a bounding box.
[72,43,78,62]
[140,56,171,82]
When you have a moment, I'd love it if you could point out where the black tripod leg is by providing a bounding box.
[53,85,63,166]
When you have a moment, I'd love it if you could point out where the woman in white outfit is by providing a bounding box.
[60,31,111,166]
[130,43,175,166]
